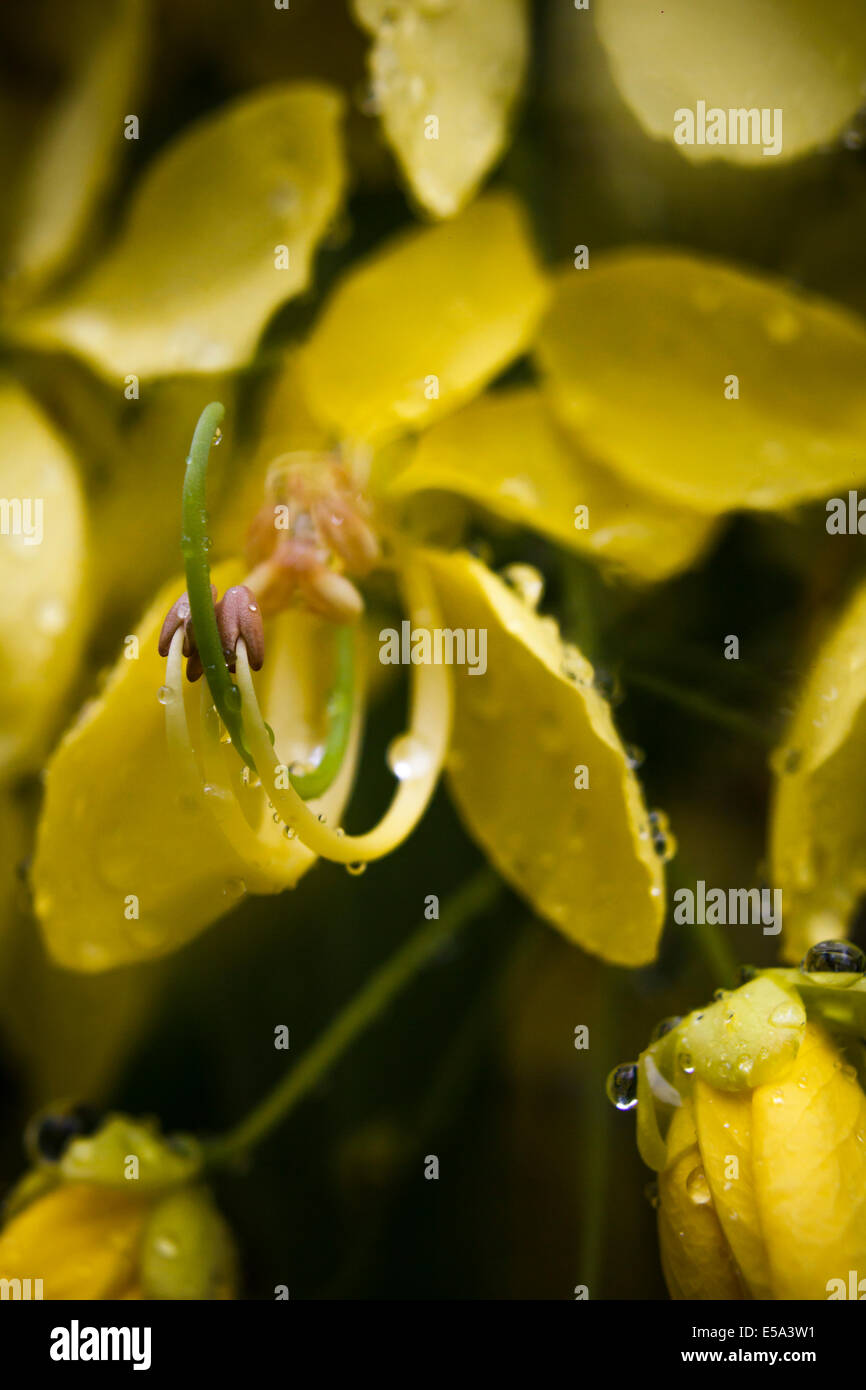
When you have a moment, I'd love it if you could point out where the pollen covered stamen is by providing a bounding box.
[158,585,218,681]
[216,585,265,672]
[244,454,380,624]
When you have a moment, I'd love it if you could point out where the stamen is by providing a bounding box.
[234,561,451,865]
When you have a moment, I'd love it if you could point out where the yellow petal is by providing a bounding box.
[18,84,345,379]
[657,1097,744,1300]
[389,387,717,582]
[693,1080,773,1298]
[770,581,866,961]
[352,0,528,217]
[0,379,88,780]
[537,254,866,513]
[595,0,866,165]
[32,566,361,971]
[6,0,144,302]
[0,1183,148,1299]
[300,193,549,444]
[423,549,664,964]
[751,1021,866,1299]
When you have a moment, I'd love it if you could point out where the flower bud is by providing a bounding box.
[616,947,866,1300]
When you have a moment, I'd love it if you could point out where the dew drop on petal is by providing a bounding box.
[386,733,432,781]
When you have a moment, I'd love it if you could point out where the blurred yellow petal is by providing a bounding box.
[0,1183,147,1299]
[771,581,866,961]
[537,254,866,513]
[18,84,345,380]
[693,1080,773,1298]
[424,549,664,964]
[0,380,88,781]
[300,193,549,444]
[6,0,144,302]
[657,1098,744,1300]
[389,388,717,583]
[33,566,361,971]
[353,0,528,217]
[596,0,866,166]
[751,1021,866,1299]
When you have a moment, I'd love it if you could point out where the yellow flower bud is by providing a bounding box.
[621,946,866,1300]
[0,1111,236,1300]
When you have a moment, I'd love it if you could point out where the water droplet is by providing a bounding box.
[685,1166,712,1206]
[712,988,729,1003]
[154,1235,179,1259]
[222,878,246,899]
[500,562,545,610]
[605,1062,638,1110]
[157,685,174,706]
[283,825,297,840]
[37,598,67,634]
[769,1001,806,1028]
[647,809,678,862]
[765,308,801,344]
[241,766,261,789]
[650,1015,681,1042]
[644,1180,660,1210]
[386,733,432,781]
[677,1051,695,1076]
[317,812,327,824]
[801,939,866,975]
[212,427,223,447]
[625,743,645,770]
[736,963,758,984]
[346,861,367,876]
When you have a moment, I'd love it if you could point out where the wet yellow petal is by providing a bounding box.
[0,380,88,781]
[389,388,717,582]
[751,1021,866,1299]
[423,549,664,964]
[32,566,360,971]
[693,1080,773,1298]
[770,581,866,961]
[537,254,866,513]
[657,1097,744,1300]
[353,0,528,217]
[300,193,548,444]
[596,0,866,165]
[6,0,144,302]
[0,1183,148,1299]
[18,84,345,379]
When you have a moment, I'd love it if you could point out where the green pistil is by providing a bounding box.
[182,401,256,772]
[290,624,354,800]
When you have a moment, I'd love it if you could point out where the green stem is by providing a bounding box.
[204,868,502,1168]
[182,401,256,771]
[290,625,354,801]
[626,669,773,747]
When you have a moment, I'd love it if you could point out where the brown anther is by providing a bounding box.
[215,585,265,672]
[311,494,380,574]
[157,586,216,682]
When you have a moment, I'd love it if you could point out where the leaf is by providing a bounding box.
[537,253,866,513]
[352,0,528,217]
[595,0,866,166]
[0,379,88,781]
[770,581,866,962]
[18,84,346,379]
[423,549,665,964]
[300,193,549,444]
[389,387,718,582]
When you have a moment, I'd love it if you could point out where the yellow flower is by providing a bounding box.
[770,579,866,962]
[0,1109,235,1300]
[618,952,866,1299]
[33,194,671,973]
[0,0,346,784]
